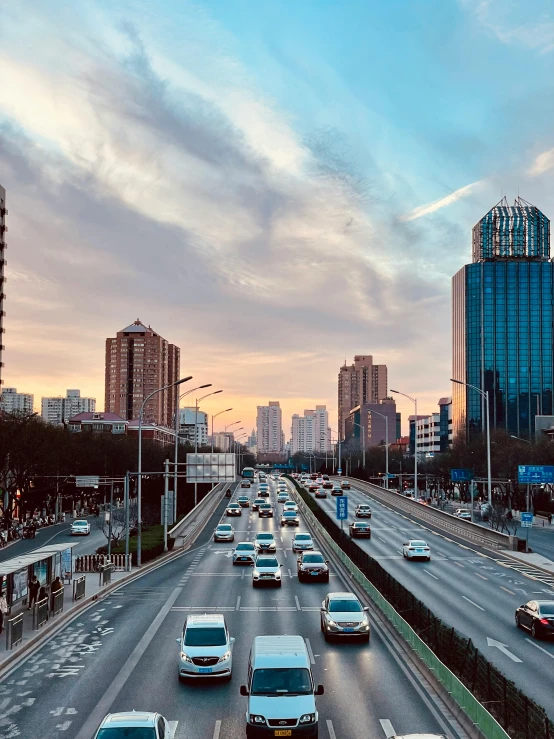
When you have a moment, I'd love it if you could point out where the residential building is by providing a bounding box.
[104,319,180,426]
[344,400,397,447]
[0,184,6,388]
[453,197,553,440]
[256,401,283,454]
[178,407,208,447]
[338,355,387,438]
[413,398,453,457]
[41,389,96,425]
[291,405,332,455]
[68,412,127,435]
[0,387,34,414]
[211,431,234,452]
[127,418,180,447]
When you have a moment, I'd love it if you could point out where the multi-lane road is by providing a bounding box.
[0,477,464,739]
[0,516,106,563]
[309,479,554,716]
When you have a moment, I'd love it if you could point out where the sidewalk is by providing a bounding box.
[0,569,130,668]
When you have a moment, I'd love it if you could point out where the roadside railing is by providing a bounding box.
[72,575,86,602]
[5,612,23,650]
[51,588,64,616]
[75,553,130,572]
[33,597,49,629]
[99,564,112,587]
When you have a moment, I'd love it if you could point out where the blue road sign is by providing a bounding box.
[336,496,348,521]
[521,512,533,528]
[337,468,342,476]
[451,469,474,482]
[518,465,554,484]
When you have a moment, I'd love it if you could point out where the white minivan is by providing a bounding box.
[240,635,323,738]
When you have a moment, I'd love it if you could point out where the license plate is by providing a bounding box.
[310,571,319,576]
[198,667,212,673]
[416,550,423,553]
[240,557,247,560]
[274,732,292,737]
[343,627,354,632]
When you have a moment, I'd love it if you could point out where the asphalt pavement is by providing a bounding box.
[0,478,460,739]
[311,481,554,717]
[0,516,106,563]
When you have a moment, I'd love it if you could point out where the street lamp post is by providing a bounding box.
[235,433,247,474]
[351,421,366,470]
[138,375,192,567]
[211,408,233,452]
[390,390,418,496]
[194,390,223,504]
[511,435,532,511]
[451,378,492,507]
[173,384,212,521]
[367,408,389,489]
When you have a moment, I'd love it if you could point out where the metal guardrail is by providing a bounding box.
[168,481,229,540]
[340,477,515,549]
[75,554,130,572]
[51,588,64,616]
[5,612,23,649]
[33,597,49,629]
[73,575,86,602]
[288,480,512,739]
[99,564,112,587]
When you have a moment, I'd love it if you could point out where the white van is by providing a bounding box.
[240,635,323,738]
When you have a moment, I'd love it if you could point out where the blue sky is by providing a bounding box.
[1,0,554,432]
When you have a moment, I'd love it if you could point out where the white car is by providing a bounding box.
[177,613,234,680]
[254,532,276,552]
[94,712,172,738]
[320,592,370,642]
[277,492,290,503]
[292,533,314,552]
[402,540,431,561]
[455,510,472,521]
[232,541,256,565]
[70,519,90,536]
[252,554,282,587]
[284,501,298,512]
[214,524,235,542]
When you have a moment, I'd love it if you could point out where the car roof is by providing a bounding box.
[255,532,275,537]
[302,549,323,556]
[327,591,358,600]
[217,523,233,528]
[101,712,158,728]
[294,532,312,537]
[186,613,226,627]
[236,541,255,546]
[352,522,370,526]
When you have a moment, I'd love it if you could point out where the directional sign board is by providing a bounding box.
[336,496,348,520]
[186,453,236,482]
[520,512,533,528]
[518,465,554,484]
[75,476,100,488]
[451,469,474,482]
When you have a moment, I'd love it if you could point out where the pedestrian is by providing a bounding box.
[50,576,63,610]
[0,591,8,635]
[548,513,552,525]
[507,510,513,522]
[28,575,40,610]
[38,585,48,602]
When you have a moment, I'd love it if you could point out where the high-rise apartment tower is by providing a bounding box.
[338,355,387,438]
[256,401,283,453]
[105,320,180,426]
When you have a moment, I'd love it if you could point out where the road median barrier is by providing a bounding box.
[286,476,551,739]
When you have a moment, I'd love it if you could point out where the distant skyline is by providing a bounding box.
[2,1,554,434]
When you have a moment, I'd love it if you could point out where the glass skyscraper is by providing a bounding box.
[452,197,553,440]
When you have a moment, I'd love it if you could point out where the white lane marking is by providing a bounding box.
[168,721,179,738]
[287,568,293,578]
[379,719,396,738]
[524,638,554,659]
[326,719,337,739]
[305,638,315,664]
[74,587,183,739]
[236,595,241,611]
[461,595,485,611]
[212,720,221,739]
[423,569,438,580]
[294,595,301,611]
[283,548,287,558]
[475,573,488,580]
[378,536,387,543]
[499,586,516,595]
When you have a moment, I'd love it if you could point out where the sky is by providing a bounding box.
[2,0,554,437]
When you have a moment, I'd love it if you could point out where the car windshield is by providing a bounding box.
[254,499,264,504]
[354,523,369,528]
[236,543,254,551]
[256,534,274,540]
[329,599,362,612]
[260,504,271,509]
[303,554,324,563]
[228,504,239,508]
[96,729,156,739]
[539,604,554,615]
[217,526,232,531]
[251,668,312,695]
[74,521,88,526]
[295,535,311,541]
[184,627,227,646]
[257,557,278,567]
[358,506,370,510]
[283,512,296,517]
[411,541,427,547]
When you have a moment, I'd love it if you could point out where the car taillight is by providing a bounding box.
[540,618,550,625]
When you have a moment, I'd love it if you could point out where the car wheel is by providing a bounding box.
[515,613,520,628]
[178,674,185,683]
[277,581,282,588]
[427,556,431,562]
[323,626,329,642]
[531,622,538,639]
[323,575,329,583]
[252,581,257,589]
[362,634,370,643]
[298,573,303,582]
[311,727,319,739]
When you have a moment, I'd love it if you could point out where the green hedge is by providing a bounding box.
[97,524,175,565]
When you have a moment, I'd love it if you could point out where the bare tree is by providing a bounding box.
[95,503,138,545]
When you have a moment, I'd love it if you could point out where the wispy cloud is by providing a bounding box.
[527,148,554,176]
[460,0,554,53]
[399,181,482,222]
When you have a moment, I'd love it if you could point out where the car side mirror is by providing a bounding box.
[364,607,369,612]
[176,638,181,644]
[315,684,324,695]
[240,685,249,696]
[280,564,283,567]
[230,637,235,644]
[320,607,325,612]
[325,561,329,564]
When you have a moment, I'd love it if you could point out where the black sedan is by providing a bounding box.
[225,503,242,517]
[258,503,274,518]
[515,600,554,639]
[297,551,329,582]
[349,522,371,538]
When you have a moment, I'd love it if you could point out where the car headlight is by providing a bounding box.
[325,616,337,627]
[218,650,231,663]
[300,714,315,724]
[180,652,193,663]
[253,570,260,578]
[275,572,281,579]
[250,715,266,725]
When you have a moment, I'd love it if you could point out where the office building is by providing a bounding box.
[413,398,453,456]
[105,319,180,426]
[291,406,332,454]
[178,407,208,447]
[0,387,34,414]
[247,428,257,451]
[453,197,553,440]
[256,401,283,453]
[338,355,387,438]
[345,400,397,447]
[211,431,234,452]
[0,184,6,388]
[41,389,96,425]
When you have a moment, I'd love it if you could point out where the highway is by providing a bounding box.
[0,517,106,563]
[308,479,554,717]
[0,477,461,739]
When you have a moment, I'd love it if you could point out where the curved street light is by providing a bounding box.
[211,408,233,452]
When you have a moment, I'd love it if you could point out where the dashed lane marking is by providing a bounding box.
[213,720,221,739]
[524,638,554,659]
[499,586,516,595]
[423,569,438,580]
[379,719,396,738]
[326,719,337,739]
[475,573,488,580]
[462,595,485,611]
